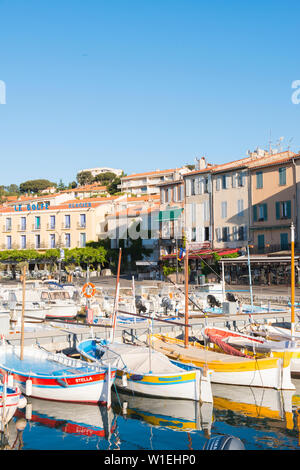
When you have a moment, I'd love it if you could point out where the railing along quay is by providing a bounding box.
[4,306,294,353]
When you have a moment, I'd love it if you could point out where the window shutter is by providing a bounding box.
[253,205,257,222]
[263,203,268,221]
[287,200,291,218]
[276,201,280,220]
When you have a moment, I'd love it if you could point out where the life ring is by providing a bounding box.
[82,282,96,298]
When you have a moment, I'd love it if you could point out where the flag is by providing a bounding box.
[178,248,186,261]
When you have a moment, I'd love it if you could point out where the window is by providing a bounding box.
[279,167,286,186]
[65,214,70,229]
[221,201,227,218]
[256,171,263,189]
[222,175,228,190]
[50,215,55,229]
[204,226,210,241]
[20,217,26,231]
[65,233,71,248]
[276,201,291,219]
[80,214,86,228]
[191,227,196,241]
[258,234,265,250]
[20,235,26,249]
[35,234,40,249]
[222,227,229,241]
[237,199,244,217]
[191,179,195,196]
[80,233,86,247]
[50,233,55,248]
[280,233,289,250]
[253,203,267,222]
[238,226,245,241]
[216,177,221,191]
[35,216,40,230]
[5,218,11,231]
[6,236,12,249]
[238,171,246,187]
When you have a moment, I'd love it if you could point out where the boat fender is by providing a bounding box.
[15,418,27,432]
[203,435,245,450]
[25,379,32,396]
[122,402,128,415]
[25,402,32,420]
[122,373,128,387]
[17,395,27,409]
[7,374,14,388]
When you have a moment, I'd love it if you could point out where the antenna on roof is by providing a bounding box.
[287,137,294,152]
[276,136,284,153]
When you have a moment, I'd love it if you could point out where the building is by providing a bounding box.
[119,167,190,196]
[77,167,123,178]
[248,150,298,252]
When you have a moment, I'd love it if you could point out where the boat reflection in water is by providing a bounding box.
[212,383,295,430]
[14,398,117,442]
[111,391,213,436]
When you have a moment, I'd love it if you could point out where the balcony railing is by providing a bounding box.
[249,243,291,254]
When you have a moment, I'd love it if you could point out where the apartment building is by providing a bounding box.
[248,151,299,252]
[212,159,250,250]
[119,167,190,196]
[158,179,185,257]
[0,195,121,251]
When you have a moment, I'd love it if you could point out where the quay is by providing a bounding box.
[3,307,294,353]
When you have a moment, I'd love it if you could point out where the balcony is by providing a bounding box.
[17,224,27,232]
[47,223,56,231]
[77,222,86,229]
[32,224,41,231]
[3,226,12,232]
[61,223,71,230]
[249,243,291,255]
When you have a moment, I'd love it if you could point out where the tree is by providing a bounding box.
[107,176,121,195]
[19,179,56,194]
[93,171,116,186]
[65,246,107,269]
[76,171,94,186]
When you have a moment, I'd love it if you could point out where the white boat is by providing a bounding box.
[76,339,213,403]
[0,376,27,431]
[0,288,47,322]
[0,342,116,404]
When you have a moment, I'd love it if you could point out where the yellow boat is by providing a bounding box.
[151,333,295,390]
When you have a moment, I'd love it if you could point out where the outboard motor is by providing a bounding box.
[203,435,245,450]
[226,292,237,302]
[161,297,173,314]
[135,297,147,314]
[207,295,221,308]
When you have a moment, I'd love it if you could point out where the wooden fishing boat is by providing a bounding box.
[76,339,213,403]
[151,333,295,390]
[0,342,116,405]
[0,376,27,430]
[203,325,300,379]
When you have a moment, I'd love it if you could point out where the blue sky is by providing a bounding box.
[0,0,300,186]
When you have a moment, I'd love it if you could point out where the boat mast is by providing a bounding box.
[20,265,26,360]
[184,245,189,348]
[247,244,253,311]
[291,222,295,340]
[111,248,122,343]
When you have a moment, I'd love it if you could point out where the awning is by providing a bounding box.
[161,248,240,260]
[157,208,183,222]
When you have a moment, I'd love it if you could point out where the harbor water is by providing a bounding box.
[3,378,300,451]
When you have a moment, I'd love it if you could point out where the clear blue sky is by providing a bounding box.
[0,0,300,186]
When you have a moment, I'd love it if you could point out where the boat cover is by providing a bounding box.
[99,343,185,374]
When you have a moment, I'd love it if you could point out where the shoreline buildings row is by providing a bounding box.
[0,148,299,283]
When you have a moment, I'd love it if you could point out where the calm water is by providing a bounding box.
[3,379,300,451]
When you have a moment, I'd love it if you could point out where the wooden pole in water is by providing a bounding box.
[184,246,189,348]
[20,265,26,361]
[291,222,295,340]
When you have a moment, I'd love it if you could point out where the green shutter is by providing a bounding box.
[263,203,268,221]
[253,205,257,222]
[276,202,280,220]
[287,200,291,219]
